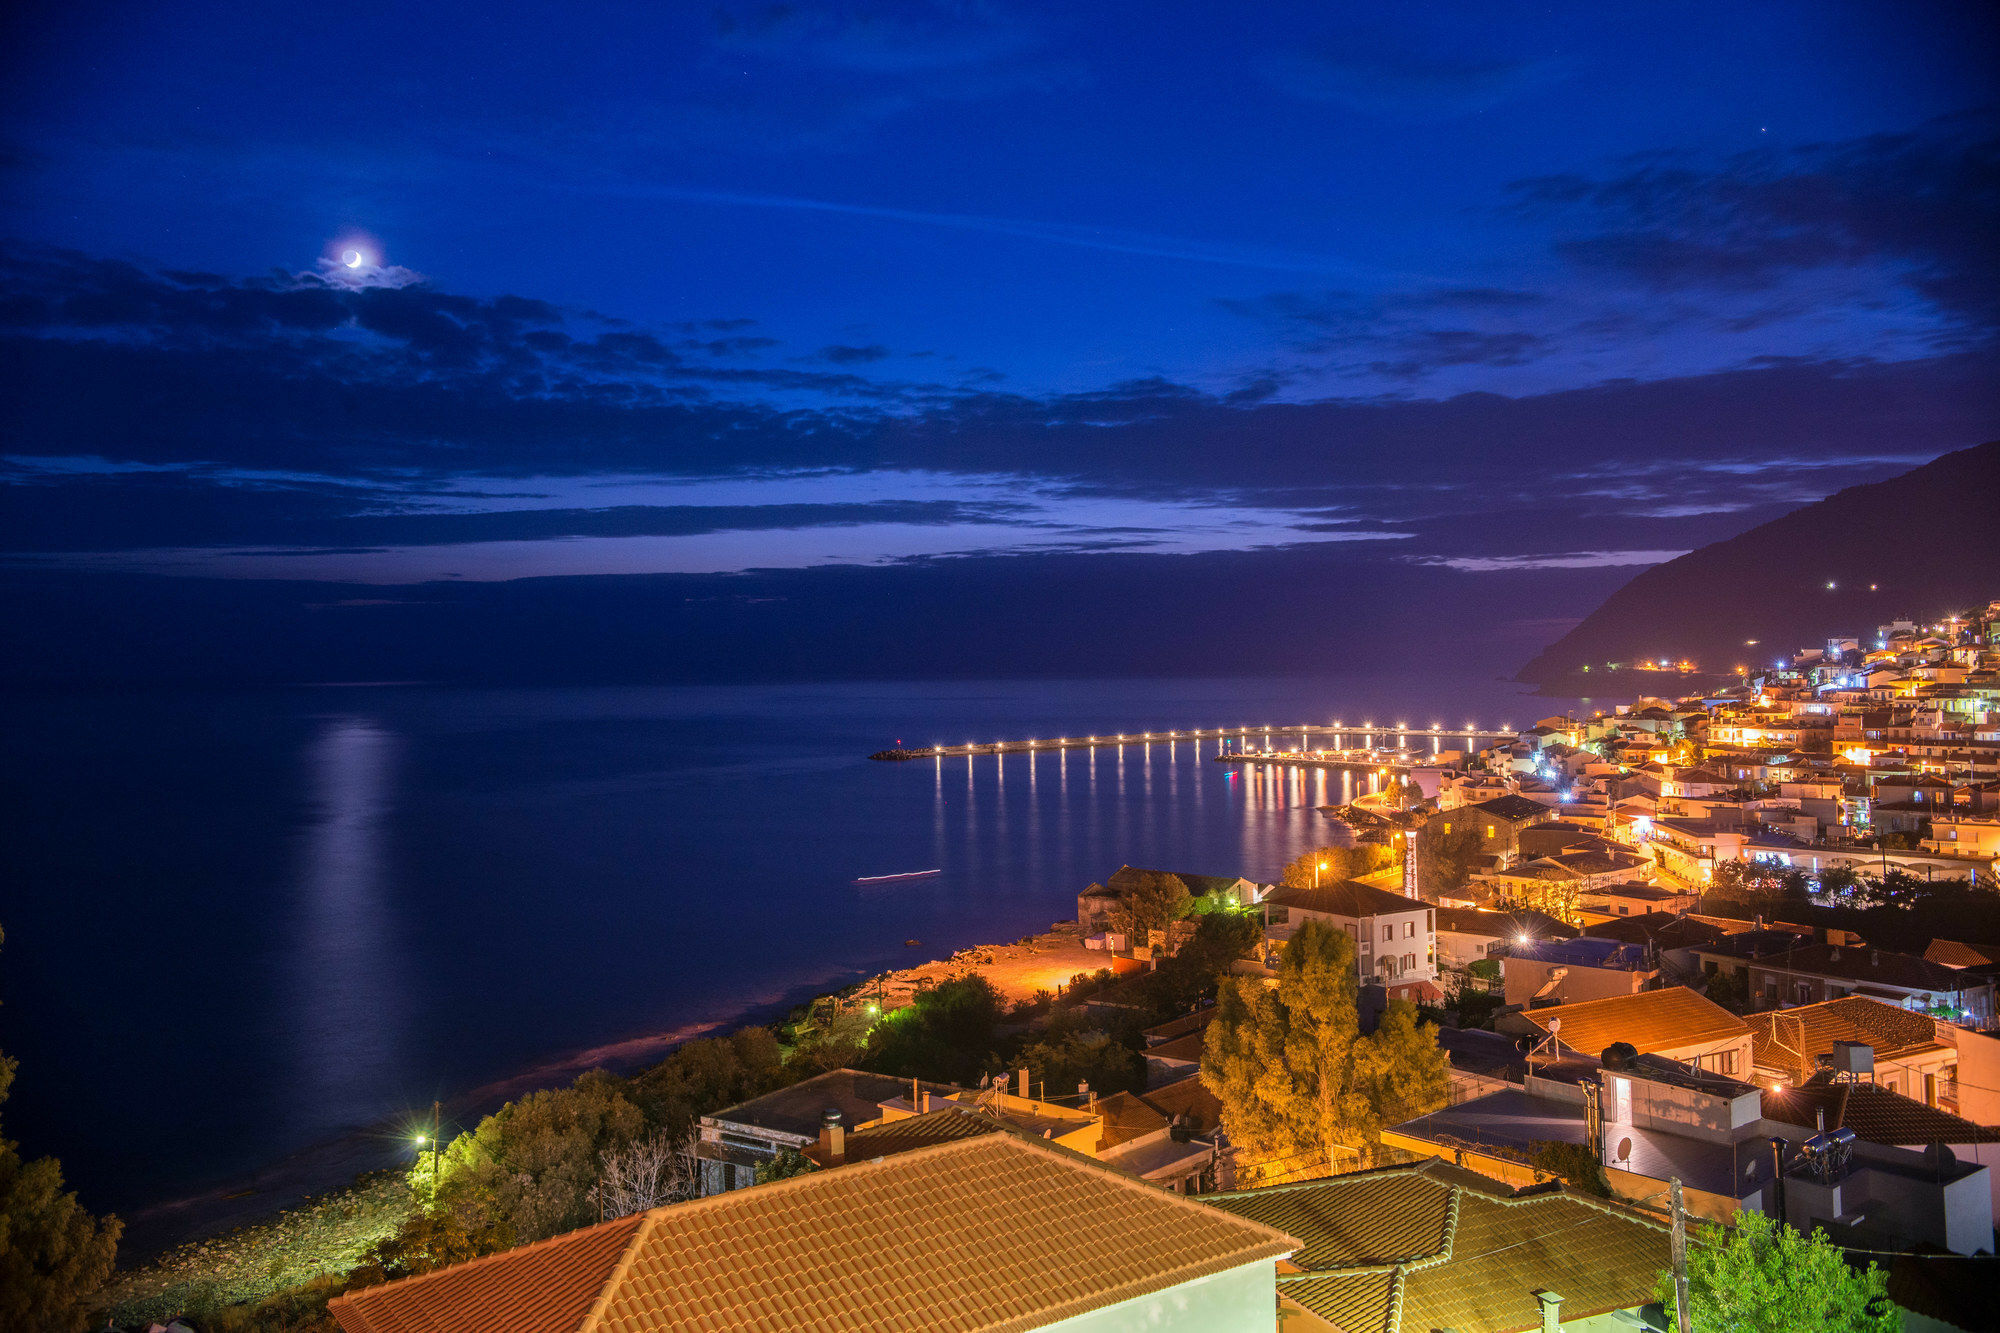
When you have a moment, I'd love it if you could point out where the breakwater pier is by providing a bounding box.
[870,721,1518,762]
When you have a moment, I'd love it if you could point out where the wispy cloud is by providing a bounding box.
[1420,549,1692,573]
[585,182,1389,277]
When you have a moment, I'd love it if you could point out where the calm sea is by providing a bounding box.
[0,672,1595,1233]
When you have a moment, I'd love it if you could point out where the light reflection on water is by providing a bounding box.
[292,718,405,1124]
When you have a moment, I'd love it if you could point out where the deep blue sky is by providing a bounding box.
[1,2,1996,605]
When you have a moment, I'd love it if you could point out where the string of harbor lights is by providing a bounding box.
[913,718,1517,761]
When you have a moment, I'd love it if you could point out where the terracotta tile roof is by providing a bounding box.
[1204,1159,1670,1333]
[332,1132,1297,1333]
[1582,913,1729,949]
[1138,1075,1225,1135]
[1746,997,1947,1084]
[1519,987,1747,1059]
[702,1068,959,1141]
[1092,1091,1170,1151]
[1144,1031,1207,1063]
[1925,938,2000,969]
[328,1212,646,1333]
[1433,907,1577,941]
[1751,944,1979,994]
[1469,795,1554,824]
[1763,1080,2000,1146]
[1141,1008,1216,1043]
[1266,879,1428,919]
[802,1106,1002,1167]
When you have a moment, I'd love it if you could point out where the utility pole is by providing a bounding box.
[430,1101,442,1201]
[1669,1177,1692,1333]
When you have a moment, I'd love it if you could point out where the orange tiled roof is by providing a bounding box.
[327,1211,646,1333]
[1519,986,1747,1059]
[330,1131,1296,1333]
[1746,996,1947,1084]
[802,1106,1003,1167]
[1204,1159,1670,1333]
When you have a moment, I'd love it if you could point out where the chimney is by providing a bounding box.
[1536,1290,1563,1333]
[1018,1068,1030,1100]
[818,1109,845,1163]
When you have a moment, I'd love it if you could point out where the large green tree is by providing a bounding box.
[860,974,1002,1086]
[433,1070,646,1242]
[0,928,121,1332]
[1108,872,1193,942]
[1200,921,1447,1180]
[1659,1212,1895,1332]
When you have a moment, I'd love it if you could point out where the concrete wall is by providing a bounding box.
[1952,1027,2000,1126]
[1038,1259,1279,1333]
[1603,1071,1761,1143]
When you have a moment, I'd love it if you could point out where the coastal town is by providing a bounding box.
[86,597,1998,1332]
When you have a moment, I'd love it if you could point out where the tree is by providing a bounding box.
[860,974,1002,1085]
[1145,912,1261,1017]
[1352,998,1450,1129]
[1108,871,1193,941]
[1280,845,1388,890]
[1412,820,1482,899]
[592,1128,700,1218]
[0,929,121,1333]
[362,1208,515,1279]
[433,1069,646,1242]
[1529,1140,1609,1196]
[752,1148,817,1185]
[1014,1030,1143,1100]
[1201,921,1447,1180]
[1659,1212,1895,1332]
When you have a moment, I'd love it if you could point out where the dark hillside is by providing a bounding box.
[1519,442,2000,684]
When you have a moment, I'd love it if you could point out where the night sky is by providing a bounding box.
[2,3,1997,670]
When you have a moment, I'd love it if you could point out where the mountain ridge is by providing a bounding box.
[1517,441,2000,684]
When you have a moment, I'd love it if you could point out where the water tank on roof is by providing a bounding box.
[1602,1041,1639,1070]
[1830,1041,1874,1077]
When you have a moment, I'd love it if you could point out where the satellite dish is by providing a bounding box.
[1617,1137,1633,1163]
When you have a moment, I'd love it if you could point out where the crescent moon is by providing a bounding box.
[342,250,364,268]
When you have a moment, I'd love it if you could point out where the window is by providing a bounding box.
[1382,925,1393,942]
[1405,921,1416,938]
[1486,826,1496,838]
[1403,952,1416,971]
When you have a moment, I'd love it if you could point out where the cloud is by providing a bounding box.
[1215,286,1554,378]
[819,343,891,364]
[1418,549,1694,573]
[1511,109,2000,333]
[3,243,1996,580]
[1258,17,1569,121]
[0,470,1041,552]
[308,256,425,291]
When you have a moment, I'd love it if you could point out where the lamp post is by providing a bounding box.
[415,1100,441,1204]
